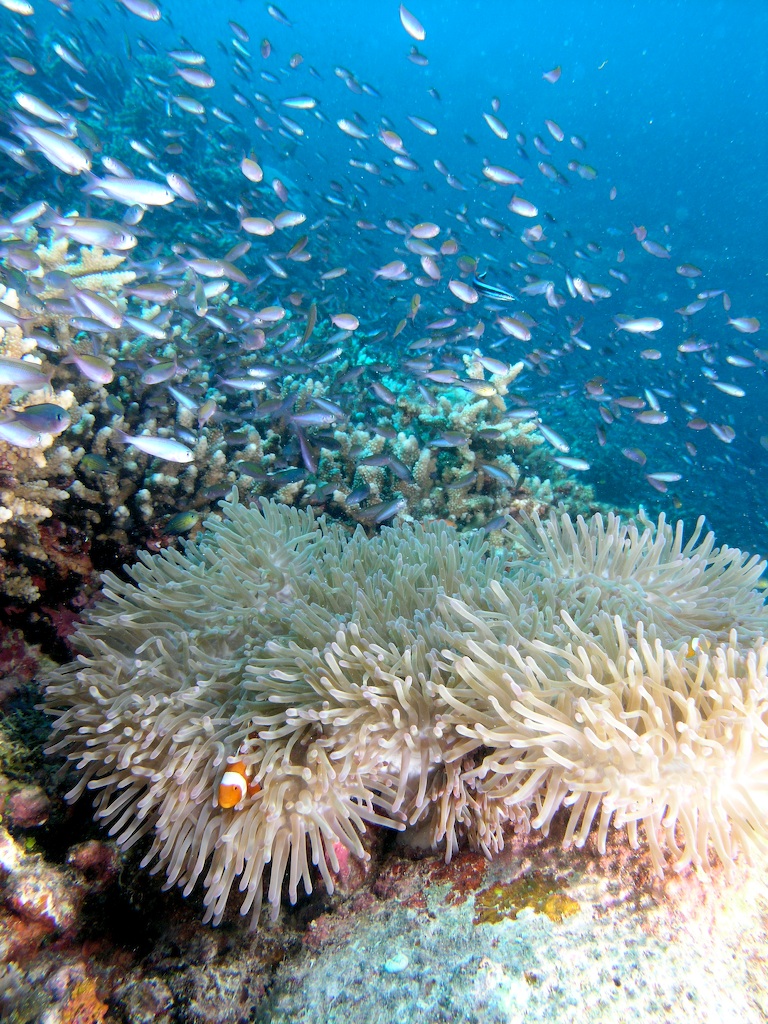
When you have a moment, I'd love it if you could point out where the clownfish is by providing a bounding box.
[686,636,711,659]
[217,760,260,809]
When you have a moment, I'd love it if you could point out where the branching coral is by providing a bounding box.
[43,494,768,927]
[1,225,601,599]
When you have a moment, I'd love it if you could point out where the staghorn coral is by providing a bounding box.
[33,233,136,349]
[0,236,148,600]
[43,494,768,928]
[76,342,595,545]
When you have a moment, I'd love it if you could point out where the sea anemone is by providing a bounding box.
[437,614,768,875]
[44,493,768,926]
[502,508,768,644]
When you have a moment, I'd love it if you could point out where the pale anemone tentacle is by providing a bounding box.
[44,491,768,926]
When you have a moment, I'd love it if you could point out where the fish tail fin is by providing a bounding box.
[80,170,101,194]
[38,210,64,236]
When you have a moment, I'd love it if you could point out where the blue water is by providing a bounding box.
[2,0,767,554]
[101,0,767,282]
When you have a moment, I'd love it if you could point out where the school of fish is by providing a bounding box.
[0,0,765,553]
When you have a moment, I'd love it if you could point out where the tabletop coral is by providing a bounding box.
[43,493,768,926]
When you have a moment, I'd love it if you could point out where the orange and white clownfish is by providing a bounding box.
[217,760,260,809]
[686,636,711,659]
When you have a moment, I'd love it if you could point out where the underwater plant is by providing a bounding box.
[44,492,768,926]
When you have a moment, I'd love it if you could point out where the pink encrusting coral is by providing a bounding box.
[43,493,768,926]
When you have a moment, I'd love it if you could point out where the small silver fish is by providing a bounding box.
[63,349,114,384]
[0,418,43,448]
[14,123,91,175]
[359,496,408,524]
[291,410,337,427]
[83,175,176,207]
[114,429,195,463]
[0,356,52,390]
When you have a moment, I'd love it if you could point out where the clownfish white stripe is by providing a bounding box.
[218,762,248,808]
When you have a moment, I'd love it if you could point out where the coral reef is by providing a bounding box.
[0,7,763,1020]
[1,225,603,606]
[35,235,136,304]
[0,822,117,1024]
[1,822,766,1024]
[0,231,136,602]
[0,283,73,601]
[43,493,768,928]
